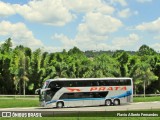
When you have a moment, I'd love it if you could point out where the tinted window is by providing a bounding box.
[104,79,131,86]
[91,81,99,86]
[53,79,131,87]
[99,80,105,86]
[59,91,108,99]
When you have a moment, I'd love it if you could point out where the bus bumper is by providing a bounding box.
[41,101,57,108]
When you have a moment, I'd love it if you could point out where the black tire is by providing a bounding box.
[105,99,112,106]
[56,102,64,108]
[114,99,120,106]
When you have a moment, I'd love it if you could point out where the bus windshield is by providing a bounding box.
[40,81,62,102]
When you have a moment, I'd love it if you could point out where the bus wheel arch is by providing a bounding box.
[105,99,112,106]
[56,101,64,108]
[113,99,120,105]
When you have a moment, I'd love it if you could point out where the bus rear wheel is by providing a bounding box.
[114,99,120,106]
[56,102,64,108]
[105,99,112,106]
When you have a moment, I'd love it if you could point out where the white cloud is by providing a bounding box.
[0,21,43,49]
[118,8,131,18]
[0,1,15,17]
[112,33,140,49]
[63,0,115,14]
[14,0,75,26]
[154,35,160,40]
[51,32,140,52]
[52,33,76,50]
[137,0,152,3]
[0,0,115,26]
[135,17,160,33]
[51,12,123,51]
[109,0,128,6]
[75,12,122,50]
[79,12,123,35]
[118,8,139,18]
[150,43,160,51]
[0,0,75,26]
[44,46,63,53]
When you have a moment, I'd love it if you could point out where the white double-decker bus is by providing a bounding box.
[37,78,133,108]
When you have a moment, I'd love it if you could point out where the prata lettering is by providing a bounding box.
[90,86,127,91]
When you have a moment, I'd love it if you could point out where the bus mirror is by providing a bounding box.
[41,88,51,92]
[45,88,51,91]
[35,88,41,94]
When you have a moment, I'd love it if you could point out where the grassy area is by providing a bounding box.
[0,99,39,108]
[0,96,159,108]
[133,96,160,102]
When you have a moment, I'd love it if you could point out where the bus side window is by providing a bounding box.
[69,82,72,87]
[78,81,85,87]
[62,81,70,87]
[105,80,110,86]
[115,80,119,86]
[68,93,74,99]
[91,81,99,86]
[74,93,83,99]
[83,81,90,86]
[99,80,105,86]
[126,79,131,85]
[60,93,68,99]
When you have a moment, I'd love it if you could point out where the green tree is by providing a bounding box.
[10,46,30,95]
[0,38,13,94]
[138,44,156,56]
[130,61,158,96]
[93,54,120,77]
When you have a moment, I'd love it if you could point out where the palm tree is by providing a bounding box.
[130,62,158,97]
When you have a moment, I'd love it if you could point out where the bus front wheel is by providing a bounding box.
[56,102,64,108]
[105,99,112,106]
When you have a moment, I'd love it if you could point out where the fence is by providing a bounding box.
[0,95,39,100]
[134,94,160,97]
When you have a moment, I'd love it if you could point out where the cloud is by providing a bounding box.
[112,33,140,49]
[135,17,160,33]
[118,8,131,18]
[154,35,160,40]
[51,33,76,50]
[0,0,75,26]
[0,1,15,17]
[15,0,75,26]
[0,21,43,50]
[136,0,152,3]
[63,0,115,14]
[0,0,114,26]
[118,8,139,18]
[51,12,123,51]
[75,12,123,50]
[150,43,160,51]
[79,12,123,35]
[109,0,128,6]
[51,32,140,52]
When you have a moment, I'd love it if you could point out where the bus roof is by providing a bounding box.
[46,78,132,82]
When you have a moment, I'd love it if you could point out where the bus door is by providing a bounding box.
[60,93,84,107]
[92,92,103,106]
[126,91,131,102]
[83,92,99,106]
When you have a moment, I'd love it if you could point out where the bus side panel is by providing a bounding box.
[106,86,133,104]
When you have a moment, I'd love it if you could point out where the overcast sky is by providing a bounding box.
[0,0,160,52]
